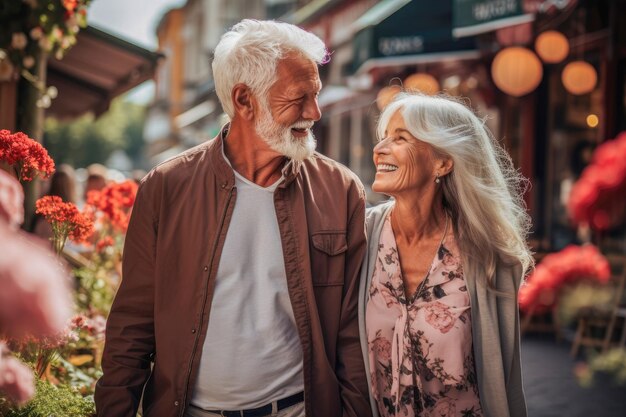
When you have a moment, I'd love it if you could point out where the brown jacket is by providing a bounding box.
[95,129,371,417]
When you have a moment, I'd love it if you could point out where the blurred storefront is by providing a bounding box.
[292,0,625,250]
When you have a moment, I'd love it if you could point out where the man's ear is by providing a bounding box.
[232,83,255,121]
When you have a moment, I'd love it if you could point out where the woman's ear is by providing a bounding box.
[438,156,454,177]
[231,83,255,121]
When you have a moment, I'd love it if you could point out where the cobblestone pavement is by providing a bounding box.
[521,334,626,417]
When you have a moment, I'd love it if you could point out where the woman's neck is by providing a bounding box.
[391,195,447,244]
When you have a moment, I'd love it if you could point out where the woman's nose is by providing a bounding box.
[373,138,390,155]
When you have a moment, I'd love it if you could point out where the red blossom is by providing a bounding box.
[568,132,626,230]
[86,180,138,233]
[35,195,94,245]
[62,0,79,12]
[519,245,611,312]
[96,236,115,253]
[0,130,55,182]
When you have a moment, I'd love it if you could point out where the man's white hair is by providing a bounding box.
[378,93,534,290]
[212,19,328,118]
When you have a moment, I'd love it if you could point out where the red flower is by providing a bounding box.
[86,180,138,233]
[62,0,78,12]
[568,132,626,230]
[519,245,611,312]
[0,130,55,182]
[35,196,94,251]
[96,236,115,252]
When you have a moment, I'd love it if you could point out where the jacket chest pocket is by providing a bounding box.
[310,231,347,286]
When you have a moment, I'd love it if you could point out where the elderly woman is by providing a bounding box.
[358,93,533,417]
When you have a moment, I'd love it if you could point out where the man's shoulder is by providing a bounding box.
[154,140,214,174]
[141,139,216,186]
[303,152,364,189]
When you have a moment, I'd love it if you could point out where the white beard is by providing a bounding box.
[254,106,316,161]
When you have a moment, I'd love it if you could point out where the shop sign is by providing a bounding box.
[379,36,424,56]
[454,0,523,30]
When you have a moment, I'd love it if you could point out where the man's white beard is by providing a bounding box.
[254,106,316,161]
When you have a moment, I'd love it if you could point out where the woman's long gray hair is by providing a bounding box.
[378,93,534,289]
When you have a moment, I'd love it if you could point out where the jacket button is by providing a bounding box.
[221,183,226,189]
[203,266,208,272]
[191,329,196,334]
[174,401,179,406]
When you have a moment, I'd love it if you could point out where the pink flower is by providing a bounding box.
[0,343,34,405]
[0,223,73,340]
[0,170,24,228]
[370,336,392,362]
[424,301,455,333]
[433,397,456,416]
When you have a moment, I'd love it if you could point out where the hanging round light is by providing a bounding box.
[376,85,401,110]
[535,30,569,64]
[491,47,543,97]
[404,73,440,95]
[562,61,597,95]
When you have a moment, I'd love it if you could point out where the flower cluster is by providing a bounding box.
[568,131,626,230]
[86,180,138,234]
[519,245,611,312]
[35,196,93,253]
[0,0,92,80]
[0,130,55,182]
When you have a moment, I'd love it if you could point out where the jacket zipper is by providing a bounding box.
[179,187,233,416]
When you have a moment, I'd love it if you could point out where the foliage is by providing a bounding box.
[576,348,626,387]
[0,378,95,417]
[0,0,91,75]
[43,98,147,169]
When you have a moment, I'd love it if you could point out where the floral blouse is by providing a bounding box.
[366,215,482,417]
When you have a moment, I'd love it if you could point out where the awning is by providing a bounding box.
[285,0,342,25]
[352,0,477,74]
[452,0,534,38]
[47,26,162,119]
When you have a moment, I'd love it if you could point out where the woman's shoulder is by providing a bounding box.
[365,201,394,233]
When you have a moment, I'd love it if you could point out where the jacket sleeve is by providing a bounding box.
[336,182,373,417]
[95,175,159,417]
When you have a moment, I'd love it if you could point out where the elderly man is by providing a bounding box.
[95,20,371,417]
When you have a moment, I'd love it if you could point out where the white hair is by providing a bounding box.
[378,93,534,289]
[212,19,328,118]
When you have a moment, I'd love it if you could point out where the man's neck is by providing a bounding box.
[224,121,286,187]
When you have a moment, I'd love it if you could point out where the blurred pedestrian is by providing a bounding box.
[359,93,533,417]
[84,163,108,201]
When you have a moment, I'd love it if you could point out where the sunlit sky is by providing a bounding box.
[88,0,186,103]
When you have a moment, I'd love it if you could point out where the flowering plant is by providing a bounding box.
[568,131,626,230]
[0,130,55,182]
[35,195,93,254]
[0,0,92,80]
[519,245,611,313]
[85,180,138,257]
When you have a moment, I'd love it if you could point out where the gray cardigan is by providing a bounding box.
[358,202,527,417]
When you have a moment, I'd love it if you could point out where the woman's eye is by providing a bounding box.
[397,136,407,142]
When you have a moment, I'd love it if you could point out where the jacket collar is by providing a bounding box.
[208,123,302,188]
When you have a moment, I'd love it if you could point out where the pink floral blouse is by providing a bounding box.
[366,215,482,417]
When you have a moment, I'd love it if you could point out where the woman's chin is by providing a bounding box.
[372,181,393,195]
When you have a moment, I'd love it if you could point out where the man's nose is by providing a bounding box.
[303,97,321,122]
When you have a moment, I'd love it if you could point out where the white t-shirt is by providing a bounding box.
[190,166,304,409]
